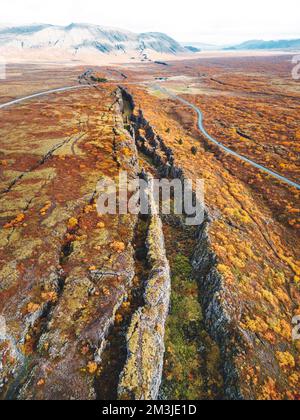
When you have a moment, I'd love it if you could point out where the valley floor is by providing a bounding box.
[0,55,299,400]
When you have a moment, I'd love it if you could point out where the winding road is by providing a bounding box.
[153,85,300,191]
[0,85,90,110]
[1,80,299,191]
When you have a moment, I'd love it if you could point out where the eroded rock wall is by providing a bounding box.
[118,174,171,400]
[121,88,243,399]
[0,87,140,400]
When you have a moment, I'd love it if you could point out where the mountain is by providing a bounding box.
[184,46,202,53]
[225,38,300,50]
[0,23,188,62]
[181,41,220,51]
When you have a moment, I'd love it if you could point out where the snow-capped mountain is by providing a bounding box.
[0,23,187,62]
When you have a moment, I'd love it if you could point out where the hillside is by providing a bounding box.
[0,23,187,62]
[226,38,300,50]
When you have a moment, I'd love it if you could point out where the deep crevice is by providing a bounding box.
[118,86,239,399]
[94,212,150,400]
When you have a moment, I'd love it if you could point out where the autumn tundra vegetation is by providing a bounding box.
[0,54,299,400]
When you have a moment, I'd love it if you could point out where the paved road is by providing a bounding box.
[154,85,300,191]
[0,85,90,110]
[1,81,299,191]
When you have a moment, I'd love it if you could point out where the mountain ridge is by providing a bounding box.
[225,38,300,50]
[0,23,187,61]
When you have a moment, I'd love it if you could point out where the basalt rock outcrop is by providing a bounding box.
[0,85,174,401]
[119,87,243,399]
[118,174,171,400]
[0,86,140,400]
[119,83,300,400]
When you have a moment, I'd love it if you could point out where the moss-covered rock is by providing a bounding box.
[118,174,171,400]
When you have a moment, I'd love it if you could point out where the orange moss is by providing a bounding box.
[26,302,40,314]
[40,201,52,216]
[87,361,98,375]
[41,291,58,303]
[110,241,126,253]
[115,314,123,324]
[68,217,79,229]
[4,213,25,229]
[259,378,281,400]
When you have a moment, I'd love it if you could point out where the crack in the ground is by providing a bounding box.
[0,133,83,196]
[94,212,149,400]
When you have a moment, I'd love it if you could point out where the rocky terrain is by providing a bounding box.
[0,54,299,400]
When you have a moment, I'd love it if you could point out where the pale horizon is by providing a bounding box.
[1,0,300,45]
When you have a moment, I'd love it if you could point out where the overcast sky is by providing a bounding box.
[1,0,300,44]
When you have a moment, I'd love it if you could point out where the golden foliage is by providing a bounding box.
[26,302,40,314]
[68,217,79,229]
[40,201,52,216]
[276,352,295,371]
[259,378,281,400]
[110,241,126,253]
[4,213,25,229]
[87,361,98,375]
[41,291,58,303]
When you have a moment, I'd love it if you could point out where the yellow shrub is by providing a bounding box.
[276,351,295,370]
[261,289,278,308]
[243,316,269,334]
[68,217,79,229]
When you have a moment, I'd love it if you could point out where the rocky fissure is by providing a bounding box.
[118,173,171,400]
[94,212,150,400]
[0,83,243,401]
[118,87,243,399]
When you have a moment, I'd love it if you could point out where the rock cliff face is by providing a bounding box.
[118,174,171,400]
[120,82,300,400]
[120,87,243,399]
[191,224,243,400]
[0,84,175,400]
[0,86,140,399]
